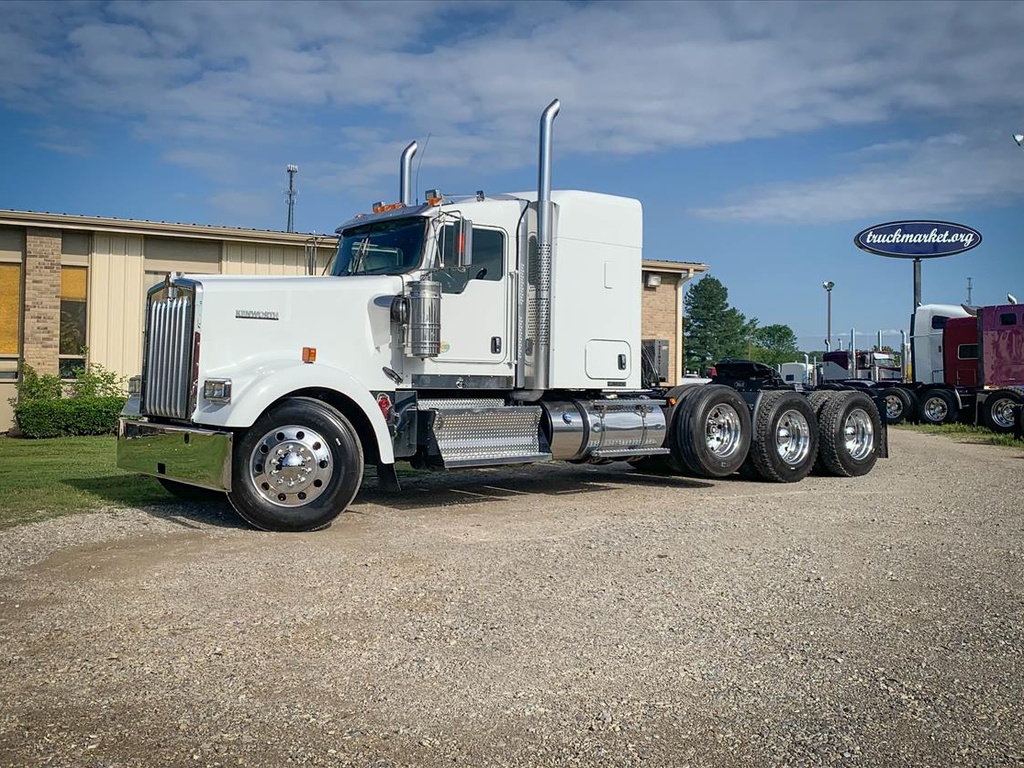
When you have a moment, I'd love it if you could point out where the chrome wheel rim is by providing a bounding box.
[843,409,874,461]
[884,394,903,420]
[923,396,948,422]
[705,404,744,459]
[990,397,1016,429]
[248,425,333,507]
[775,409,812,467]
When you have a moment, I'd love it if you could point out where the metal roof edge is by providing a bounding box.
[0,209,340,246]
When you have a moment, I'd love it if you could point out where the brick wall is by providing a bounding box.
[640,276,679,384]
[23,228,61,375]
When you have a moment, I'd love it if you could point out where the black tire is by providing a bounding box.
[742,391,819,483]
[807,390,834,417]
[981,389,1024,434]
[670,384,751,478]
[157,478,226,502]
[917,389,959,425]
[880,387,914,425]
[228,397,364,532]
[815,391,881,477]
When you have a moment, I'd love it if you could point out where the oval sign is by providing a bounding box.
[854,220,982,259]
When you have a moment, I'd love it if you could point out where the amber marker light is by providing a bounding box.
[302,347,317,363]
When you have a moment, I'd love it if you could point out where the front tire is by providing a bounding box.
[742,391,818,483]
[815,391,881,477]
[228,397,364,532]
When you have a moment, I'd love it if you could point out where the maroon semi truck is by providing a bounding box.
[820,302,1024,432]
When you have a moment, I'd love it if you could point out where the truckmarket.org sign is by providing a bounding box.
[854,220,982,259]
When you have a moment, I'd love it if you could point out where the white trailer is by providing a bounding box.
[117,101,887,532]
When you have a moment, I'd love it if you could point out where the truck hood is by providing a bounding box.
[186,273,403,399]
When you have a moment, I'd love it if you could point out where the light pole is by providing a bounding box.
[1014,134,1024,150]
[823,281,834,351]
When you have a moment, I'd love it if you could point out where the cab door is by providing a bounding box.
[433,225,510,369]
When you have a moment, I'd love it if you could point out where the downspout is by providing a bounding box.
[535,99,560,390]
[677,268,696,383]
[399,141,418,206]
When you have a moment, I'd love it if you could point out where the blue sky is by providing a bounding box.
[1,0,1023,352]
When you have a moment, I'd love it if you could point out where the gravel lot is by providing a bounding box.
[1,428,1022,767]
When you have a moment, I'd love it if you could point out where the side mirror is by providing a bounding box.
[454,218,473,269]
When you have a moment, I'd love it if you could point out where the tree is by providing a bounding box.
[749,323,801,367]
[683,276,753,373]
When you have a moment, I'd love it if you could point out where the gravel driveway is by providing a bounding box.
[1,428,1022,767]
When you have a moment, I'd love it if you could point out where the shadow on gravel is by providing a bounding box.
[64,465,714,531]
[355,464,714,513]
[63,476,246,531]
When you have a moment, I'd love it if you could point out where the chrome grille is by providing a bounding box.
[143,282,196,419]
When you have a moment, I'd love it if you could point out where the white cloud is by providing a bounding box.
[1,0,1023,215]
[690,131,1024,223]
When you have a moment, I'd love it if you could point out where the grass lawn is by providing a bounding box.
[0,435,176,529]
[894,421,1024,448]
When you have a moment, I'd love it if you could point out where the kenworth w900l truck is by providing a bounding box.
[117,101,887,532]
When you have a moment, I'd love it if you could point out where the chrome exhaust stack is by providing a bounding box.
[535,98,560,390]
[400,141,418,206]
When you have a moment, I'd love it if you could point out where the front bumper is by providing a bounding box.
[118,417,234,492]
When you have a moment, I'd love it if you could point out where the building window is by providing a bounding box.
[0,263,20,380]
[59,265,87,378]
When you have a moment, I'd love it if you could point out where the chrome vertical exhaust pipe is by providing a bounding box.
[400,141,418,206]
[535,99,560,389]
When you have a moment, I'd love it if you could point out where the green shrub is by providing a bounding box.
[11,362,127,438]
[14,365,63,403]
[14,396,126,438]
[69,363,125,398]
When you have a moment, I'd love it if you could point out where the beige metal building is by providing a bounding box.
[0,210,705,432]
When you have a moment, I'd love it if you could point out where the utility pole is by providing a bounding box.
[286,164,298,233]
[967,276,973,304]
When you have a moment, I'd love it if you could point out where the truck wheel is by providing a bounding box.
[807,390,833,416]
[157,478,225,503]
[917,389,959,425]
[228,397,364,532]
[815,391,880,477]
[880,388,913,425]
[671,384,751,478]
[982,390,1024,433]
[742,391,818,483]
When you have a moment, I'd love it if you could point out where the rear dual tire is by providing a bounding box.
[981,390,1024,434]
[741,391,818,483]
[917,389,959,426]
[811,390,881,477]
[880,387,915,425]
[670,385,751,478]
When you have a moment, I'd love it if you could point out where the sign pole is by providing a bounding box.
[913,257,922,309]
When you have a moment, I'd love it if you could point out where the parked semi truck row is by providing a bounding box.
[116,101,888,532]
[816,303,1024,432]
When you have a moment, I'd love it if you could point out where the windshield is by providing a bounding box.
[331,218,427,276]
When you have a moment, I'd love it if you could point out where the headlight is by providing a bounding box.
[203,378,232,403]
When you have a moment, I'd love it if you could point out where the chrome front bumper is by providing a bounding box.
[117,418,233,492]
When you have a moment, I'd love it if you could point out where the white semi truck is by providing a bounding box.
[117,101,887,532]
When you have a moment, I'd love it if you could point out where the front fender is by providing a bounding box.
[194,360,395,464]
